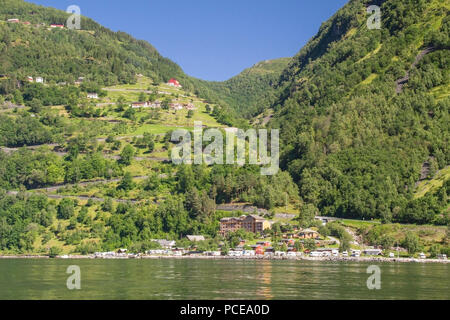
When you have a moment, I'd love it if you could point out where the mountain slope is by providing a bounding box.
[191,58,290,118]
[0,0,188,90]
[267,0,449,223]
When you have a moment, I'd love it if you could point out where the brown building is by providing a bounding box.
[220,215,270,236]
[298,229,319,239]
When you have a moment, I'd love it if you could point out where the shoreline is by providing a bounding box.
[0,255,448,264]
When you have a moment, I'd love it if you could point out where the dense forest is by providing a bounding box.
[266,0,449,224]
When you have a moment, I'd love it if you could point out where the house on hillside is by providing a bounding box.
[7,19,20,23]
[35,77,44,83]
[26,76,34,82]
[131,102,149,108]
[169,103,183,110]
[50,24,64,28]
[150,101,161,108]
[185,103,196,110]
[167,78,182,88]
[87,92,99,99]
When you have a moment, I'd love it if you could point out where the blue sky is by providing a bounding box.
[26,0,348,81]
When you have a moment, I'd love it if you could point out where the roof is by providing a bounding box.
[300,228,318,233]
[186,235,205,242]
[155,239,176,247]
[220,215,267,222]
[248,214,266,221]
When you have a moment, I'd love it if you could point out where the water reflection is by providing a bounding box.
[0,259,448,300]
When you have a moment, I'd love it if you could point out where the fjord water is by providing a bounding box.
[0,259,448,300]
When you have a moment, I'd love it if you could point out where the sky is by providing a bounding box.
[26,0,348,81]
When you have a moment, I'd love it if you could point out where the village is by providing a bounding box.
[57,214,448,263]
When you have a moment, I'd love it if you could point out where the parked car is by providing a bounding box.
[437,254,447,260]
[275,251,287,257]
[419,252,426,259]
[342,251,348,257]
[351,250,361,257]
[389,252,395,258]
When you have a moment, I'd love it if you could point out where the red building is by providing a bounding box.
[167,78,181,88]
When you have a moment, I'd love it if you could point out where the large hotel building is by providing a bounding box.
[219,215,271,236]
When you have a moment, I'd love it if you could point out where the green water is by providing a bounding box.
[0,259,448,300]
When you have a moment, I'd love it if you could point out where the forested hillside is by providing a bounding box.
[0,0,448,228]
[0,0,188,90]
[267,0,449,224]
[191,58,290,118]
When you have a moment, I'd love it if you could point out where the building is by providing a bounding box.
[363,249,383,256]
[219,215,270,236]
[87,92,99,99]
[131,101,149,108]
[150,101,161,108]
[26,76,33,82]
[167,78,182,88]
[169,103,183,110]
[185,103,196,110]
[298,229,319,239]
[50,24,64,28]
[153,239,176,249]
[35,77,44,83]
[7,19,20,23]
[186,235,205,242]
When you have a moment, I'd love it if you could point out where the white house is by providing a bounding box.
[35,77,44,83]
[87,92,99,99]
[154,239,176,249]
[131,102,149,108]
[170,103,183,111]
